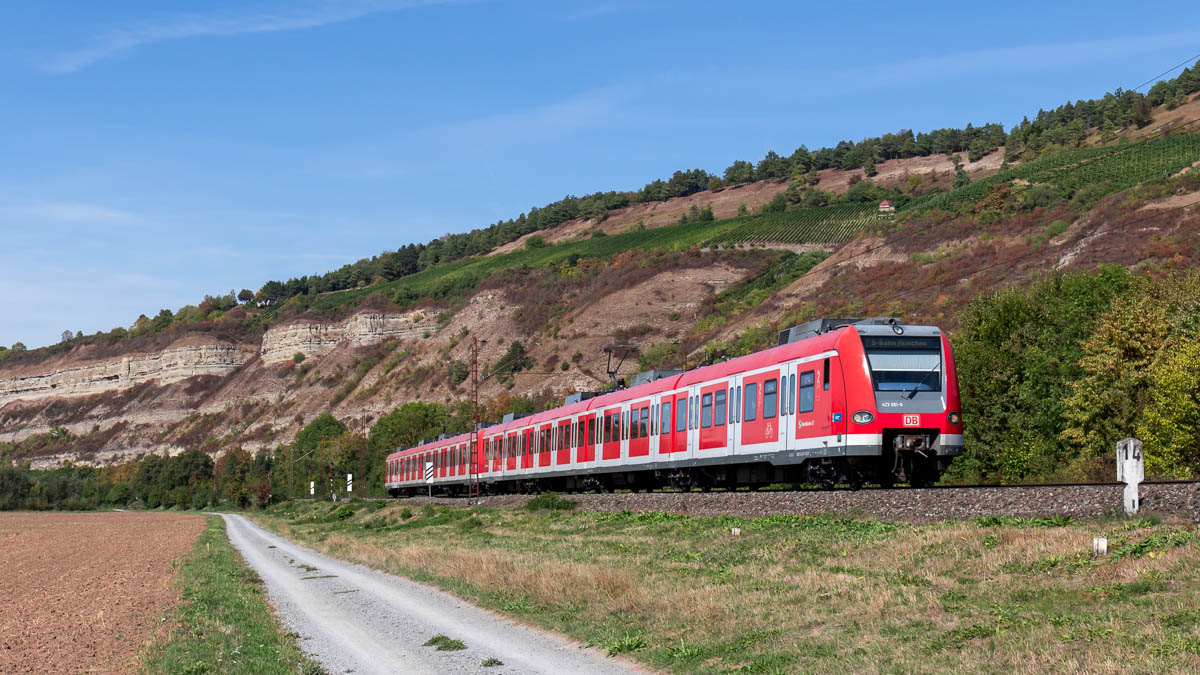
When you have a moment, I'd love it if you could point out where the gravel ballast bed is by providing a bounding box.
[393,483,1200,524]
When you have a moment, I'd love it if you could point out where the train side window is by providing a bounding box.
[640,407,649,437]
[661,402,671,434]
[736,386,741,423]
[763,379,777,419]
[823,358,830,391]
[744,382,758,421]
[715,389,727,426]
[676,398,687,432]
[631,412,640,439]
[789,373,796,415]
[799,371,815,413]
[701,393,713,428]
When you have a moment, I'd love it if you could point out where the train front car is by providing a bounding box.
[838,321,962,487]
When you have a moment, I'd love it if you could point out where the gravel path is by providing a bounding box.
[220,514,639,675]
[396,483,1200,523]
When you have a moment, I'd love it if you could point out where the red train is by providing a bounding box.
[385,318,963,493]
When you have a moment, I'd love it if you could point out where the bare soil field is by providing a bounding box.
[0,512,205,674]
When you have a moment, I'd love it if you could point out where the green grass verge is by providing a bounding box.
[141,516,324,675]
[256,502,1200,674]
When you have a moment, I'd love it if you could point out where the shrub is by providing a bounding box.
[525,492,576,511]
[293,352,306,364]
[525,235,546,250]
[191,489,211,511]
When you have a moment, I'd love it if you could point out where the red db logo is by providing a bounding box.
[903,414,920,427]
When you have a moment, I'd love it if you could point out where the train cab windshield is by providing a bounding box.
[862,335,942,392]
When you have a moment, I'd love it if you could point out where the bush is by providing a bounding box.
[191,489,211,511]
[293,352,306,364]
[524,492,576,511]
[525,235,546,250]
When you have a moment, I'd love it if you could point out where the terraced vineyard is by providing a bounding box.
[904,131,1200,213]
[704,204,883,247]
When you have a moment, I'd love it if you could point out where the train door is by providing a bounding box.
[740,369,782,448]
[792,356,840,451]
[671,392,687,454]
[698,381,731,455]
[580,414,596,464]
[601,407,621,461]
[657,398,671,455]
[555,419,569,466]
[629,400,650,458]
[535,424,548,469]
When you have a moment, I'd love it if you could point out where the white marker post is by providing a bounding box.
[1116,437,1144,515]
[346,473,353,493]
[309,480,315,497]
[425,461,435,499]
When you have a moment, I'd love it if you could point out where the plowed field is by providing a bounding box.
[0,512,205,674]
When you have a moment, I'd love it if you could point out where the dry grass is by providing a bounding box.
[255,503,1200,673]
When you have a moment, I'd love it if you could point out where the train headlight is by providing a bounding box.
[948,411,961,426]
[852,411,874,425]
[891,324,904,335]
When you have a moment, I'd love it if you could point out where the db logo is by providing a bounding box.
[903,414,920,427]
[765,422,773,437]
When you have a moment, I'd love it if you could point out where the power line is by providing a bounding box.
[1130,51,1200,93]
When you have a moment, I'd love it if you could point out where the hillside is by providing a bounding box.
[2,78,1200,487]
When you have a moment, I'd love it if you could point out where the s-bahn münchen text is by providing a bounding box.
[386,318,963,493]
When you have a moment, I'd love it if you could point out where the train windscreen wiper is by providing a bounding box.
[905,362,941,399]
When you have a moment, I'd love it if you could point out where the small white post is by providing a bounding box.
[1093,537,1108,557]
[346,473,353,493]
[309,480,315,496]
[1116,438,1144,515]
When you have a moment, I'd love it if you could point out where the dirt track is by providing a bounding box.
[222,513,637,674]
[0,512,205,674]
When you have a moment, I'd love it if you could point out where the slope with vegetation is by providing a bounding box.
[2,64,1200,496]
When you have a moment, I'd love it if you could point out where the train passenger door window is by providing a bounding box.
[763,379,777,419]
[701,393,713,428]
[640,407,649,437]
[631,412,640,439]
[744,383,758,421]
[715,389,727,426]
[823,358,830,391]
[799,371,815,413]
[661,401,671,434]
[735,386,742,423]
[789,374,796,415]
[676,398,687,432]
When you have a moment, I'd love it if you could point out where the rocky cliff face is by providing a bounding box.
[260,311,430,363]
[0,344,254,407]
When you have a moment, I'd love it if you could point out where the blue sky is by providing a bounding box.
[2,1,1199,349]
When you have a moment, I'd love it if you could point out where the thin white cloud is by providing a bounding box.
[44,0,457,74]
[6,201,139,225]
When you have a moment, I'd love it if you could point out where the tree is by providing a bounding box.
[370,402,453,452]
[237,289,254,304]
[449,360,469,387]
[60,330,73,344]
[10,342,25,352]
[295,413,348,453]
[492,341,534,376]
[0,467,31,510]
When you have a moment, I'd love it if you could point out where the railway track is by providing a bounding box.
[369,480,1200,524]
